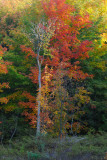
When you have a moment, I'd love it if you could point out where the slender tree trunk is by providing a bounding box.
[37,63,41,136]
[36,43,42,136]
[31,21,54,136]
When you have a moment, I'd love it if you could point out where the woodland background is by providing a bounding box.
[0,0,107,159]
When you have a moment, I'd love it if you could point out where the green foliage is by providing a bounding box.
[0,0,106,142]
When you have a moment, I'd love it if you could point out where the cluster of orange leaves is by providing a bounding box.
[0,46,10,105]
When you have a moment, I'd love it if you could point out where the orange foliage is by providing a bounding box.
[19,0,93,134]
[42,0,93,81]
[0,46,10,105]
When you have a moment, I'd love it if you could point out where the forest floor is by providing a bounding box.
[0,132,107,160]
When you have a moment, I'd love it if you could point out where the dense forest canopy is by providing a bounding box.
[0,0,107,141]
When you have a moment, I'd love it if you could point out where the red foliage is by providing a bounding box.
[28,67,39,84]
[42,0,93,75]
[20,45,36,58]
[20,0,93,130]
[19,91,37,127]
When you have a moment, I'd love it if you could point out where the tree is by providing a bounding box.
[0,6,33,140]
[20,0,93,135]
[43,0,93,70]
[42,0,94,135]
[21,17,55,135]
[0,45,10,138]
[49,62,69,137]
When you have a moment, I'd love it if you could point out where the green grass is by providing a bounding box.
[67,132,107,160]
[0,132,107,160]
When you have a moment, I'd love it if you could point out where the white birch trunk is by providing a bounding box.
[36,63,41,136]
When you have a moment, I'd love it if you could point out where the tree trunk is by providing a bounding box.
[36,59,41,136]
